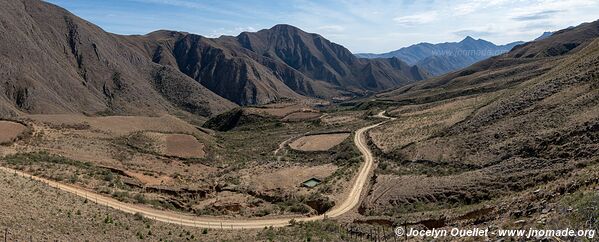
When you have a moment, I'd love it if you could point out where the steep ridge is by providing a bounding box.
[234,25,429,91]
[124,32,307,105]
[534,31,554,41]
[357,37,523,75]
[1,0,427,112]
[0,0,236,118]
[126,25,429,105]
[508,21,599,58]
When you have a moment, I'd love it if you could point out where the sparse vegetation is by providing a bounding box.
[0,2,598,240]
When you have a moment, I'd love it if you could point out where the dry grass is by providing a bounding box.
[245,102,319,118]
[369,95,490,153]
[289,133,350,151]
[164,134,205,158]
[281,112,321,122]
[358,34,599,227]
[0,105,373,220]
[321,114,359,125]
[136,132,206,159]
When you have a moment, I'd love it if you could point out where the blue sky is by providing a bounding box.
[46,0,599,53]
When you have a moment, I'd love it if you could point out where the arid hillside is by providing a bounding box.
[0,0,237,119]
[359,20,599,228]
[0,0,429,116]
[123,24,429,105]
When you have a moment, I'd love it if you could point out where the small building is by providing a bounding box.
[301,178,322,188]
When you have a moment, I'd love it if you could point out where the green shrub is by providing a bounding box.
[4,151,91,168]
[104,215,113,224]
[133,212,144,221]
[134,193,147,204]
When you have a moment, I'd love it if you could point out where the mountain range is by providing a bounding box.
[0,0,428,119]
[356,37,524,75]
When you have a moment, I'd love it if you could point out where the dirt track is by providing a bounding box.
[0,112,394,229]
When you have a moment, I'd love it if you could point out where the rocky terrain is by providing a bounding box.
[360,20,599,231]
[0,0,428,117]
[123,25,428,105]
[0,0,237,119]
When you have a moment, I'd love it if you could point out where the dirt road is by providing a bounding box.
[0,112,394,229]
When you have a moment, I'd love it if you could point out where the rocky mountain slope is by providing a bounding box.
[534,31,554,41]
[0,0,237,118]
[362,20,599,222]
[0,0,428,116]
[357,37,523,76]
[124,25,429,105]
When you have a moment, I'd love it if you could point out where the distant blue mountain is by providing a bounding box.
[356,37,524,76]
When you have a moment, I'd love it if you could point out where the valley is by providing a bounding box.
[0,104,394,229]
[0,0,598,241]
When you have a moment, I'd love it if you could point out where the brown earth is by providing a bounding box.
[242,164,337,191]
[281,112,322,122]
[24,114,199,136]
[0,112,392,229]
[164,134,205,159]
[1,0,598,237]
[3,113,217,193]
[0,121,27,144]
[124,171,174,186]
[289,133,351,151]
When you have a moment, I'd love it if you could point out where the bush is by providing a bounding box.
[112,191,130,201]
[254,209,271,217]
[104,215,113,224]
[102,171,114,182]
[4,151,91,168]
[288,203,310,214]
[133,212,144,221]
[134,193,147,204]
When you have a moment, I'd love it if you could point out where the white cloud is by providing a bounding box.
[207,26,257,37]
[393,11,438,25]
[453,4,478,16]
[235,26,257,32]
[50,0,599,53]
[316,25,345,33]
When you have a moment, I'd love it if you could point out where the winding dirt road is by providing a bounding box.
[0,111,394,229]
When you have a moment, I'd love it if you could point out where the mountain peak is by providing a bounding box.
[269,24,303,32]
[534,31,554,41]
[461,36,477,43]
